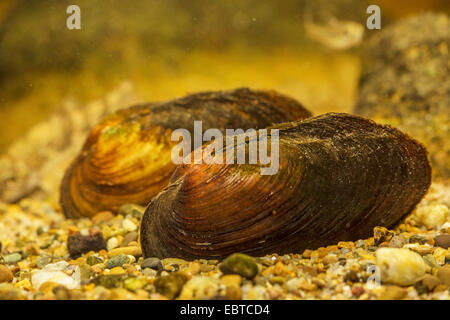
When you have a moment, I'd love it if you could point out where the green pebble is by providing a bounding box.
[106,254,129,269]
[3,253,22,265]
[86,255,104,266]
[219,253,258,279]
[124,277,145,292]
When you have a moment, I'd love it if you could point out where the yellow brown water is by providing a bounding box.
[0,48,360,152]
[1,0,449,152]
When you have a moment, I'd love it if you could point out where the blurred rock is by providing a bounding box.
[354,13,450,179]
[0,82,136,203]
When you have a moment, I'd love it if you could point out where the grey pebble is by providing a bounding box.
[36,255,51,268]
[121,232,138,247]
[106,254,129,269]
[141,257,163,271]
[389,235,407,248]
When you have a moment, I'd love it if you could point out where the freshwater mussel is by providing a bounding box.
[140,113,432,259]
[60,88,311,218]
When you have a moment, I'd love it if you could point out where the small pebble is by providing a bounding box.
[219,253,258,279]
[0,265,13,283]
[92,274,124,289]
[108,246,142,258]
[377,286,407,300]
[162,258,189,268]
[142,268,157,277]
[109,266,126,275]
[433,247,448,265]
[121,232,138,247]
[373,226,393,245]
[35,255,51,269]
[31,270,79,290]
[106,254,129,269]
[414,274,441,294]
[351,286,365,298]
[343,270,359,283]
[434,234,450,249]
[376,248,427,286]
[53,285,71,300]
[141,257,163,271]
[302,249,312,258]
[178,276,218,299]
[423,274,441,290]
[322,255,338,265]
[91,211,115,224]
[225,285,242,300]
[414,204,449,229]
[118,203,145,218]
[409,235,428,245]
[355,240,365,248]
[67,231,106,258]
[3,253,22,265]
[285,278,302,293]
[127,255,136,264]
[422,254,440,269]
[106,237,119,251]
[43,261,70,271]
[122,219,137,232]
[78,263,93,283]
[124,277,145,291]
[86,255,104,266]
[388,235,407,248]
[220,274,242,287]
[436,265,450,286]
[154,272,188,299]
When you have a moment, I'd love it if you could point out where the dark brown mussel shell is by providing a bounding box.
[140,113,431,260]
[60,88,311,218]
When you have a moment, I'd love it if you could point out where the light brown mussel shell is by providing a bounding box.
[140,113,431,260]
[60,88,311,218]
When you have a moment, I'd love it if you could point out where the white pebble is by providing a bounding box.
[31,270,80,290]
[43,261,69,271]
[286,278,302,292]
[441,221,450,230]
[127,255,136,264]
[178,276,218,299]
[376,248,426,286]
[107,237,119,251]
[122,219,137,232]
[414,204,449,229]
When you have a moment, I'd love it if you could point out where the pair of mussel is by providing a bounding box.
[61,88,431,259]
